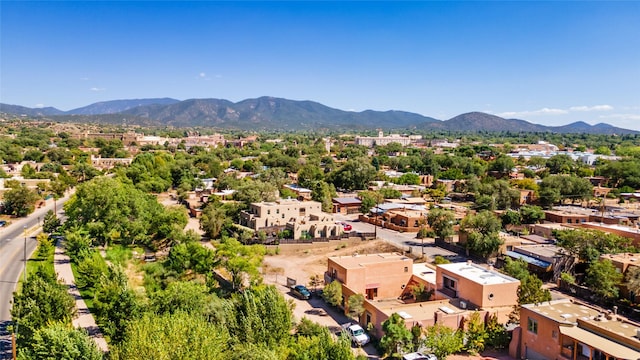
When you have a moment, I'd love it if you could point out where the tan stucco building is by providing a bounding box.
[516,299,640,360]
[240,198,339,239]
[325,254,520,338]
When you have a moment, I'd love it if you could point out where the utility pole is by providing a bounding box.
[23,225,27,284]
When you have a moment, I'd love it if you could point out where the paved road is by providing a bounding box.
[0,194,71,359]
[334,214,461,261]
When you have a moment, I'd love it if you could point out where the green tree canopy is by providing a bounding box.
[585,259,623,301]
[380,313,413,358]
[18,323,103,360]
[3,184,40,217]
[110,312,230,360]
[427,208,455,241]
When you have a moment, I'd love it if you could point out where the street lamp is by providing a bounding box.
[23,225,27,284]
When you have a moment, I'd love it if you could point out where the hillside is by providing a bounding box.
[1,97,637,134]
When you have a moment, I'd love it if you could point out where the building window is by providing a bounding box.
[404,266,409,272]
[282,214,285,219]
[267,210,271,215]
[527,318,538,334]
[443,276,457,290]
[276,209,279,214]
[552,330,558,339]
[567,219,572,224]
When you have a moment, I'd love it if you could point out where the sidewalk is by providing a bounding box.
[54,240,109,353]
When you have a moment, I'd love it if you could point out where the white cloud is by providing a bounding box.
[496,104,616,118]
[34,104,45,108]
[90,87,105,92]
[196,72,212,80]
[569,105,613,112]
[496,107,568,118]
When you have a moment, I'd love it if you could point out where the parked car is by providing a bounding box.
[341,222,352,231]
[291,284,311,300]
[341,322,370,346]
[402,353,436,360]
[0,220,6,227]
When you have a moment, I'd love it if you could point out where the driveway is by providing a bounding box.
[267,277,380,359]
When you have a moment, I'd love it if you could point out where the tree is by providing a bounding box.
[380,313,413,358]
[3,184,39,217]
[228,286,294,349]
[484,313,510,350]
[488,154,515,177]
[427,208,455,241]
[585,259,623,301]
[200,205,227,239]
[518,274,552,310]
[110,312,229,360]
[323,280,343,308]
[502,257,529,281]
[11,267,75,347]
[150,280,217,316]
[465,311,487,354]
[92,265,142,343]
[424,324,464,360]
[216,238,264,290]
[329,158,377,191]
[460,211,503,258]
[358,190,383,214]
[396,172,421,185]
[347,294,365,321]
[554,228,632,263]
[519,205,544,224]
[410,283,434,302]
[42,209,61,234]
[546,154,576,174]
[290,324,355,360]
[501,209,521,228]
[19,323,103,360]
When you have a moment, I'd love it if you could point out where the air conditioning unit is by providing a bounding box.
[460,301,467,309]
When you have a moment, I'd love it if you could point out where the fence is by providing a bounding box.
[274,231,376,245]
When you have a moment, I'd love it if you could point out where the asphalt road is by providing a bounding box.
[334,213,462,261]
[0,194,71,359]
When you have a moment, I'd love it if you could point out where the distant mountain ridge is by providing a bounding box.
[0,97,636,134]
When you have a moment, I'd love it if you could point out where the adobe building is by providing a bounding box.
[326,254,520,338]
[544,209,590,225]
[240,198,340,239]
[332,197,362,215]
[435,262,520,311]
[515,299,640,360]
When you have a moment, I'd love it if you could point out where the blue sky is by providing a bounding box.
[1,1,639,130]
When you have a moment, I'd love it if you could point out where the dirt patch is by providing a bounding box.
[262,239,404,287]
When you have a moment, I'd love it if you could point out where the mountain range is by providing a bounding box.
[0,97,636,134]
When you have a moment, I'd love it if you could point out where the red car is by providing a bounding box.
[341,223,352,231]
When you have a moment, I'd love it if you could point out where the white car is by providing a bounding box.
[402,352,437,360]
[341,322,370,346]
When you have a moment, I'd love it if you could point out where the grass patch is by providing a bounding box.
[26,238,55,279]
[16,236,55,293]
[105,245,138,265]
